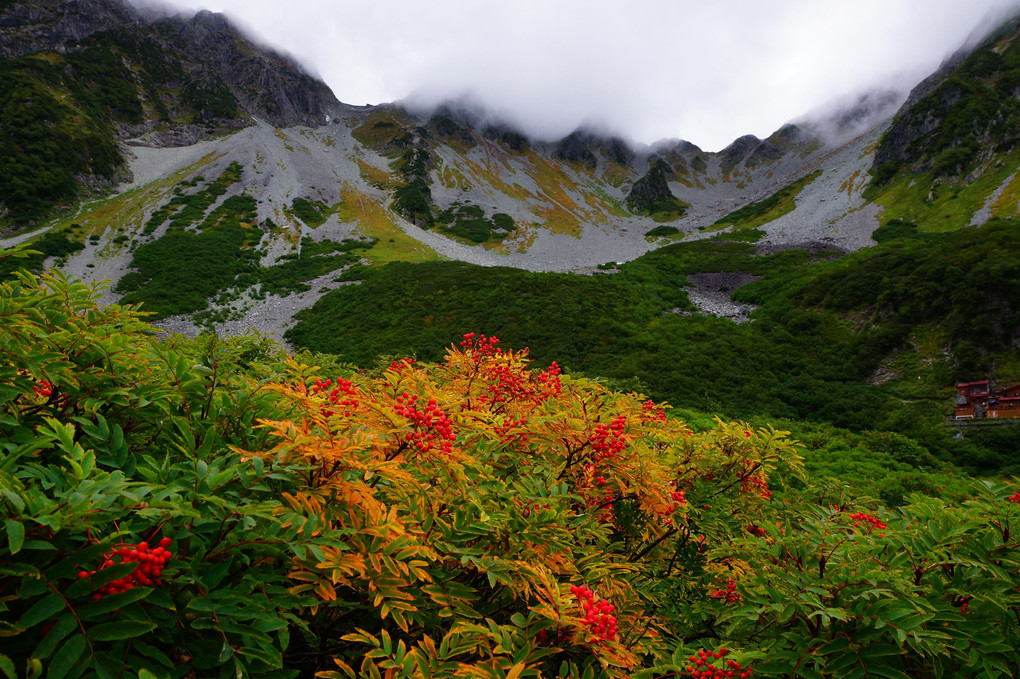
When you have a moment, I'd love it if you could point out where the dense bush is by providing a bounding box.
[3,270,1020,678]
[434,204,514,243]
[286,220,1020,474]
[1,270,302,678]
[0,232,84,279]
[0,59,121,224]
[119,192,262,318]
[645,225,680,238]
[289,198,331,228]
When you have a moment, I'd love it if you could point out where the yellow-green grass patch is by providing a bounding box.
[337,186,439,265]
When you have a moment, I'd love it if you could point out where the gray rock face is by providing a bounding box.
[0,0,343,132]
[156,10,341,129]
[719,134,762,172]
[554,131,599,168]
[626,157,675,213]
[652,140,708,177]
[0,0,139,57]
[553,129,635,169]
[482,123,529,151]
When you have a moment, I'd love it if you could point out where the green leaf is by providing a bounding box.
[90,620,157,641]
[237,645,282,668]
[133,642,174,669]
[66,564,135,601]
[32,614,77,660]
[46,634,86,679]
[78,587,151,620]
[867,667,913,679]
[0,655,14,679]
[859,644,906,660]
[0,563,38,578]
[4,520,25,554]
[18,593,65,630]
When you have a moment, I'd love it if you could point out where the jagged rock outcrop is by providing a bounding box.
[653,140,707,177]
[0,0,345,227]
[747,125,824,168]
[147,10,341,129]
[554,131,599,168]
[554,129,635,169]
[626,157,676,213]
[482,123,529,151]
[746,141,782,169]
[0,0,138,57]
[719,134,761,172]
[428,107,478,147]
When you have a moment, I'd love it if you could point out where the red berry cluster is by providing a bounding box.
[33,380,54,398]
[570,584,618,642]
[78,538,173,599]
[1007,492,1020,505]
[686,648,750,679]
[536,361,562,400]
[709,578,741,604]
[642,399,667,423]
[477,357,541,407]
[387,357,416,375]
[310,378,359,417]
[591,415,628,462]
[581,463,615,523]
[493,415,530,445]
[848,512,887,536]
[739,461,771,499]
[951,594,972,614]
[660,490,687,524]
[395,393,455,455]
[459,332,502,359]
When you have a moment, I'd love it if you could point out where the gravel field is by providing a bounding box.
[2,117,896,339]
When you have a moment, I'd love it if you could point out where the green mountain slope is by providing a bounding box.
[0,0,339,229]
[868,15,1020,229]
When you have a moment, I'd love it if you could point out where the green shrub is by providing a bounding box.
[646,225,680,237]
[3,273,1019,678]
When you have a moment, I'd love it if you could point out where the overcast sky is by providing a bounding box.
[137,0,1020,151]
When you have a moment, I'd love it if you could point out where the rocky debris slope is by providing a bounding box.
[682,272,759,324]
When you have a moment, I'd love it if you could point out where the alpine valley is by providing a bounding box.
[5,1,1020,677]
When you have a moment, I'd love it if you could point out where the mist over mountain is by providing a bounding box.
[110,0,1020,152]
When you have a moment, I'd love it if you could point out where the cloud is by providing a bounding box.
[132,0,1020,151]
